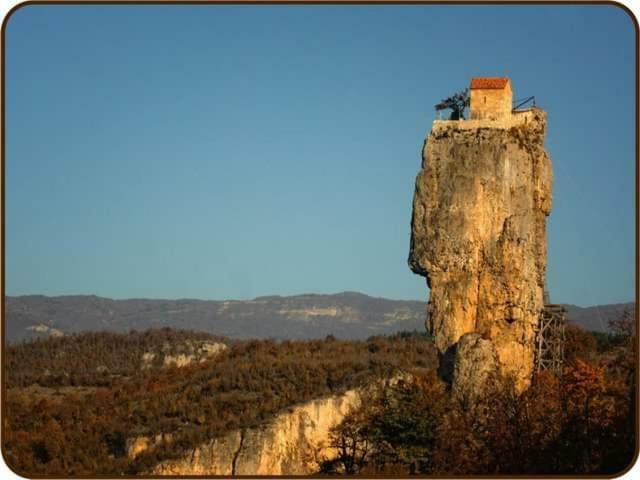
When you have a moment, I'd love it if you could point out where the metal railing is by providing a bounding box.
[512,96,536,111]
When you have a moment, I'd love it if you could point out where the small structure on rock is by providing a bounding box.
[469,77,513,120]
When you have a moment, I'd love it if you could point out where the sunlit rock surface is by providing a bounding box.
[409,109,552,392]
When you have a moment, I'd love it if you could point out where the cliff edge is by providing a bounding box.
[151,389,360,475]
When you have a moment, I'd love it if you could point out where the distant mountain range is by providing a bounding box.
[562,302,635,333]
[3,292,634,343]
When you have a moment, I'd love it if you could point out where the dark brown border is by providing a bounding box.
[0,1,638,479]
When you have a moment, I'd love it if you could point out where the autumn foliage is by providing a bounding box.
[322,317,636,476]
[1,316,636,476]
[2,329,437,476]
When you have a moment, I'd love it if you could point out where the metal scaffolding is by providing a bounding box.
[535,293,567,375]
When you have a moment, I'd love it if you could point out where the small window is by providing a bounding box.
[484,96,487,104]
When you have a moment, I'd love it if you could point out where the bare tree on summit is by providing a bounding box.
[435,88,470,120]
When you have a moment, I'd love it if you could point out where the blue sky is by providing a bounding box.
[4,4,636,306]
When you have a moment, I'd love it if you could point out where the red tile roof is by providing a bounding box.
[470,77,510,90]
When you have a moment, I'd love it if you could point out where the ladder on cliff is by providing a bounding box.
[534,300,567,375]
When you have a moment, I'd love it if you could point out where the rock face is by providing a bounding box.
[140,340,227,369]
[409,108,552,392]
[451,333,500,400]
[26,323,64,337]
[152,389,360,475]
[126,433,174,460]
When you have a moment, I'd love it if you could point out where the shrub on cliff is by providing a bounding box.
[323,370,447,475]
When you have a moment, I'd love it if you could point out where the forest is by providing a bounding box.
[3,328,436,475]
[2,311,636,476]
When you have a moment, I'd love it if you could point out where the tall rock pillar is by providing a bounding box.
[409,99,552,393]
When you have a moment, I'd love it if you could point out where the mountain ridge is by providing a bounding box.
[4,292,633,343]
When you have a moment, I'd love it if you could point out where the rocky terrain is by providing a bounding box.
[409,109,553,392]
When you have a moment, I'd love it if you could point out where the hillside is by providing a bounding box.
[4,292,634,343]
[3,329,437,476]
[3,324,634,476]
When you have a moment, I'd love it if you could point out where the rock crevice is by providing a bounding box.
[231,429,245,476]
